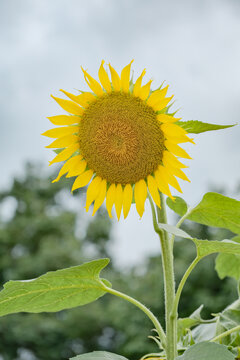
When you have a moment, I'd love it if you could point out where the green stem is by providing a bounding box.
[210,325,240,343]
[149,193,177,360]
[171,257,201,319]
[101,284,166,347]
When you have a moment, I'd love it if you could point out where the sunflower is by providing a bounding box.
[43,61,193,219]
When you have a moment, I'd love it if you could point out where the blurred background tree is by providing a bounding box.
[0,163,237,360]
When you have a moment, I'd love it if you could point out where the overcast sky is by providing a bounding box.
[1,0,240,267]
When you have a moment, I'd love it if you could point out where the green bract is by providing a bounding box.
[176,120,236,134]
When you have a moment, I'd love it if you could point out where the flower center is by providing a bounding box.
[79,92,165,184]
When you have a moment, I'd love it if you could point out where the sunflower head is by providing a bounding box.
[43,60,193,220]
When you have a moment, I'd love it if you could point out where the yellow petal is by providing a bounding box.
[133,69,146,97]
[52,163,69,183]
[159,166,182,193]
[152,95,173,111]
[121,60,134,93]
[162,151,188,169]
[161,123,188,138]
[154,168,173,199]
[51,95,84,115]
[60,89,95,108]
[81,67,104,97]
[72,170,93,191]
[47,115,80,126]
[156,114,179,124]
[98,60,112,92]
[123,184,133,219]
[66,159,87,177]
[52,163,68,183]
[45,135,79,148]
[147,86,169,107]
[167,164,190,182]
[109,64,121,91]
[115,184,123,220]
[74,92,96,108]
[106,183,116,218]
[92,179,107,216]
[134,179,147,218]
[49,143,79,165]
[86,176,102,212]
[52,154,83,183]
[138,80,152,101]
[165,140,192,159]
[168,135,195,145]
[147,175,161,208]
[42,126,78,138]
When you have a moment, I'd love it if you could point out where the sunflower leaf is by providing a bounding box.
[0,259,111,317]
[193,239,240,258]
[219,299,240,330]
[70,351,128,360]
[186,192,240,234]
[166,196,188,216]
[176,120,236,134]
[215,235,240,280]
[177,305,206,340]
[176,342,235,360]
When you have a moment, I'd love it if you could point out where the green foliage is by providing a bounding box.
[174,228,237,346]
[187,193,240,234]
[182,298,240,356]
[215,236,240,280]
[70,351,128,360]
[176,120,236,134]
[167,192,240,235]
[176,342,235,360]
[0,259,110,317]
[193,238,240,258]
[178,298,240,354]
[177,305,205,340]
[166,196,188,216]
[220,299,240,332]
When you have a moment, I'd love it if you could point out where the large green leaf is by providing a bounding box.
[166,196,188,216]
[193,239,240,258]
[176,120,236,134]
[187,193,240,234]
[176,342,234,360]
[215,236,240,280]
[70,352,128,360]
[0,259,111,317]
